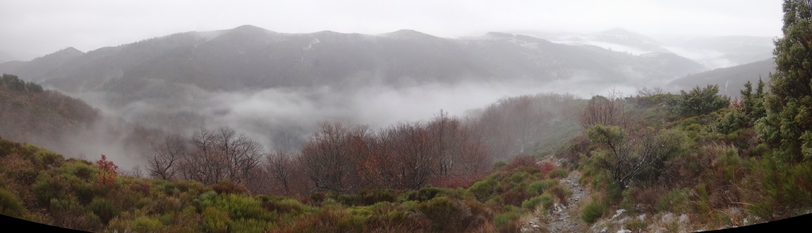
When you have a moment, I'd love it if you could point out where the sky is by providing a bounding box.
[0,0,784,61]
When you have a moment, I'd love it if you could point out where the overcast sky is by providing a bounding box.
[0,0,784,61]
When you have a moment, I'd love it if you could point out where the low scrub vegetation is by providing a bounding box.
[0,138,570,232]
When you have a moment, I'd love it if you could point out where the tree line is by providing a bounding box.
[146,93,580,196]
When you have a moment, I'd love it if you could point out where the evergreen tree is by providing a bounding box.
[741,78,766,123]
[669,84,730,117]
[757,0,812,162]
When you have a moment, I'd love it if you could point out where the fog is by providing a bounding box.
[49,72,654,172]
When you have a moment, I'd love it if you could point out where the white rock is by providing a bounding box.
[678,214,689,224]
[611,209,626,219]
[616,228,632,233]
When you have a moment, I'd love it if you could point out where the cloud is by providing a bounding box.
[0,0,783,60]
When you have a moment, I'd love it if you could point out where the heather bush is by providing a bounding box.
[466,179,499,202]
[581,201,607,224]
[527,179,557,195]
[0,188,25,217]
[521,195,544,210]
[87,197,119,224]
[548,168,568,178]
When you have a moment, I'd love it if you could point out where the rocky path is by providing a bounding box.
[547,170,590,232]
[524,170,591,232]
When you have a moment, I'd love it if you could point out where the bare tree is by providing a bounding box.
[175,126,263,186]
[213,127,263,184]
[587,125,676,189]
[579,92,628,129]
[383,122,437,189]
[299,122,368,193]
[266,151,294,195]
[148,134,186,180]
[478,95,551,159]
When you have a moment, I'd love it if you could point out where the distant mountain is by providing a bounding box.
[656,35,774,69]
[523,29,774,69]
[525,28,671,55]
[0,47,84,79]
[0,25,706,104]
[669,58,775,97]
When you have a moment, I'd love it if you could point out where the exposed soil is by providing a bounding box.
[523,170,591,232]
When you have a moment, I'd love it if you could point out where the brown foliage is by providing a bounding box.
[175,126,263,186]
[579,93,628,129]
[500,155,540,172]
[299,122,369,193]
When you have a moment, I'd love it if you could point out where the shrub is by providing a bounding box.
[214,194,271,221]
[549,168,568,179]
[581,201,607,224]
[493,161,507,169]
[550,185,570,206]
[263,198,311,217]
[539,162,556,177]
[133,216,163,233]
[521,195,546,210]
[203,207,232,233]
[501,155,540,172]
[539,193,554,210]
[417,196,463,232]
[359,188,397,205]
[87,197,119,224]
[494,210,521,227]
[0,188,25,217]
[466,179,499,202]
[655,188,690,213]
[211,179,249,195]
[273,208,361,233]
[527,179,557,195]
[32,173,68,207]
[49,198,102,231]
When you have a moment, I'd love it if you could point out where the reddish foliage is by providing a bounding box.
[500,155,540,172]
[96,154,118,185]
[731,97,744,108]
[539,162,556,177]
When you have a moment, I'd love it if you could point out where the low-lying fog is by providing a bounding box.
[63,76,650,171]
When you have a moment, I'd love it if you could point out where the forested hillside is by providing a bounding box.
[0,74,99,149]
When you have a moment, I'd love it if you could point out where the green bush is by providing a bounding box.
[230,218,275,233]
[133,216,163,232]
[87,197,119,224]
[521,196,540,210]
[581,201,607,224]
[548,168,568,179]
[539,193,554,210]
[0,188,25,217]
[466,179,499,202]
[527,179,557,195]
[359,188,397,205]
[668,84,730,117]
[417,196,463,232]
[203,207,232,233]
[32,173,68,207]
[213,194,271,221]
[655,188,690,213]
[494,210,521,227]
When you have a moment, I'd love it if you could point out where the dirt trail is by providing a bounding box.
[524,170,591,232]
